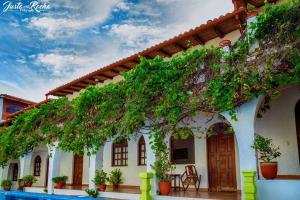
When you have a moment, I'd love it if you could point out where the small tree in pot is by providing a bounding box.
[52,176,68,189]
[150,130,175,196]
[93,170,108,191]
[108,169,123,190]
[1,180,12,191]
[252,134,281,179]
[22,175,37,187]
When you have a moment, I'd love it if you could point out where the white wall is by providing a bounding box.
[30,147,48,187]
[255,86,300,176]
[0,98,3,121]
[103,136,146,186]
[59,152,74,184]
[59,151,90,185]
[101,112,241,190]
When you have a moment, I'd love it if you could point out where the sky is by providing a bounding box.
[0,0,234,102]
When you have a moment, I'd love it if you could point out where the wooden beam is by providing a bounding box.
[213,26,224,38]
[143,55,154,59]
[156,49,172,57]
[54,92,68,97]
[103,70,119,76]
[95,74,113,79]
[193,35,205,45]
[109,68,122,74]
[92,75,108,81]
[76,83,89,87]
[62,89,77,94]
[119,65,132,70]
[69,86,83,91]
[84,79,97,84]
[115,66,130,72]
[174,42,187,50]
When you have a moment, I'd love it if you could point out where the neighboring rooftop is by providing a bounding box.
[0,94,36,105]
[0,99,52,126]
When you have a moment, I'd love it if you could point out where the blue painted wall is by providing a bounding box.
[257,180,300,200]
[0,98,3,121]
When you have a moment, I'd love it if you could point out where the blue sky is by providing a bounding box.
[0,0,233,101]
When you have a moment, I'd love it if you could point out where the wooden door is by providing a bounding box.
[73,155,83,186]
[207,132,237,192]
[45,157,49,187]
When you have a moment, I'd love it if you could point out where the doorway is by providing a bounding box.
[73,155,83,186]
[207,123,237,192]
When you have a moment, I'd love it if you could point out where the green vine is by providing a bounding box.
[0,1,299,167]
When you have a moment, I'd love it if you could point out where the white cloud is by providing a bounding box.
[29,0,120,39]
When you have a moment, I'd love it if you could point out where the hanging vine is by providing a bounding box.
[0,1,299,167]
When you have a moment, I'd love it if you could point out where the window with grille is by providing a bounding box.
[34,156,42,176]
[112,140,128,166]
[12,164,18,181]
[138,136,146,165]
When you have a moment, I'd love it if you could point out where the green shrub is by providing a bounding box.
[93,170,108,185]
[108,169,123,185]
[1,180,12,189]
[251,134,281,162]
[22,175,37,184]
[52,176,68,183]
[85,189,99,198]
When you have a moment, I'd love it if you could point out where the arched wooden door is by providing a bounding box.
[207,124,237,192]
[73,155,83,186]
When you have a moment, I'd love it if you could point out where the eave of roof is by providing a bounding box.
[46,7,247,97]
[0,99,52,126]
[0,94,36,105]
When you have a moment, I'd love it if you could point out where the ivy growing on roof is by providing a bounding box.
[0,1,299,167]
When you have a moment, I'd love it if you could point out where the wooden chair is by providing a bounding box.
[180,165,201,191]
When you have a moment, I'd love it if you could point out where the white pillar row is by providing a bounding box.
[221,96,263,198]
[19,152,33,178]
[47,142,62,194]
[143,133,157,198]
[88,147,104,190]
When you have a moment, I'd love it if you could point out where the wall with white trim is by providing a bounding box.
[255,86,300,176]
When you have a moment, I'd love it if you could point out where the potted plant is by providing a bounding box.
[252,134,281,179]
[22,175,37,187]
[93,170,108,192]
[1,180,12,191]
[52,176,68,189]
[152,155,175,195]
[108,169,123,190]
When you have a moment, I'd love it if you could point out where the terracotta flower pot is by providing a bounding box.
[159,182,171,195]
[54,182,65,189]
[112,184,119,191]
[97,184,106,192]
[3,187,10,191]
[260,162,278,179]
[24,182,33,187]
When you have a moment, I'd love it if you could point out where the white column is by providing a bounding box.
[1,164,9,181]
[88,147,104,190]
[143,133,157,197]
[47,142,62,194]
[221,96,263,198]
[19,152,33,178]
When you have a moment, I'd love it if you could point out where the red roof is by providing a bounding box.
[0,99,52,126]
[46,7,247,97]
[0,94,36,105]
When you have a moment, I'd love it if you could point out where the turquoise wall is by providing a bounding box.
[257,180,300,200]
[0,98,3,121]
